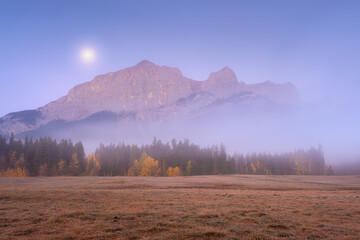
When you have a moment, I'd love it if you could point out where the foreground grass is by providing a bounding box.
[0,175,359,239]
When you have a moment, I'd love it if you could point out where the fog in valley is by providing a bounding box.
[28,89,359,167]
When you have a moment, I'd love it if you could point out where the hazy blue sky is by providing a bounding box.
[1,0,360,117]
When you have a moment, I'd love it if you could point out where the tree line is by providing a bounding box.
[0,134,334,177]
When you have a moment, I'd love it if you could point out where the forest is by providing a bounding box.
[0,134,335,177]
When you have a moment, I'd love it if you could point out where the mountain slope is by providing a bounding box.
[0,60,300,137]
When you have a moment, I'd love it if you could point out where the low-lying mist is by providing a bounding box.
[31,101,360,166]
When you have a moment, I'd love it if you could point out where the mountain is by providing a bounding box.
[0,60,300,138]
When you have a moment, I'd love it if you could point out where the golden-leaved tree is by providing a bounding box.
[58,160,67,176]
[128,159,142,176]
[140,156,160,176]
[0,151,27,177]
[128,152,160,176]
[69,153,80,176]
[0,168,27,177]
[294,156,306,175]
[167,166,182,177]
[185,160,192,176]
[85,154,101,176]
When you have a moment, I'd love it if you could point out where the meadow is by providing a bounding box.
[0,175,359,239]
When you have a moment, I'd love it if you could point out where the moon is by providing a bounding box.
[80,48,95,63]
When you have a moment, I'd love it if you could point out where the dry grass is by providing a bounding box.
[0,175,360,239]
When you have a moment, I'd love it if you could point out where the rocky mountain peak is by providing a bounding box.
[202,67,240,97]
[208,67,237,83]
[134,59,156,68]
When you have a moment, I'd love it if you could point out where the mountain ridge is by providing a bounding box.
[0,60,300,137]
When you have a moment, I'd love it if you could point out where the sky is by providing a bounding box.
[1,0,360,117]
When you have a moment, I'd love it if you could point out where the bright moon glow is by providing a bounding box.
[80,48,95,63]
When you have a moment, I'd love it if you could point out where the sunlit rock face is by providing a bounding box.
[202,67,241,97]
[40,60,193,121]
[0,60,300,136]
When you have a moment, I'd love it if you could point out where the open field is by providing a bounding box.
[0,175,360,239]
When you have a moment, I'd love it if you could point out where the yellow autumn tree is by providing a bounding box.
[85,154,101,176]
[58,160,67,175]
[69,153,80,176]
[128,152,160,177]
[294,156,305,175]
[250,162,257,173]
[140,156,160,176]
[167,166,182,177]
[0,168,26,177]
[128,152,148,176]
[185,160,192,176]
[167,167,174,176]
[0,152,27,177]
[128,159,142,176]
[16,153,25,169]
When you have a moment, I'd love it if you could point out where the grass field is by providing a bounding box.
[0,175,359,239]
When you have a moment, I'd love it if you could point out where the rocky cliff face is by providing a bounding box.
[39,60,193,122]
[0,60,300,136]
[202,67,241,97]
